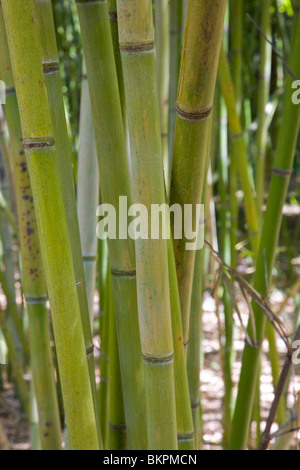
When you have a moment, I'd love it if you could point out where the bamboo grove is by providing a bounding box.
[0,0,299,451]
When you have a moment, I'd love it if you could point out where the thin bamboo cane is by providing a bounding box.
[30,382,41,450]
[229,0,243,268]
[117,0,177,449]
[155,0,170,189]
[169,0,185,173]
[1,0,99,449]
[0,134,29,363]
[99,264,111,449]
[77,59,99,328]
[255,0,272,220]
[108,280,127,450]
[187,230,205,450]
[76,0,147,449]
[218,46,260,256]
[33,4,101,446]
[229,11,300,449]
[170,0,228,348]
[0,308,29,417]
[107,0,126,123]
[166,234,195,450]
[0,10,62,449]
[230,0,243,117]
[217,91,234,448]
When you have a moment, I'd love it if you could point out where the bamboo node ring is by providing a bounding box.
[176,105,212,122]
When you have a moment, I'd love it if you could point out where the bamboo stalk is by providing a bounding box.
[107,0,126,123]
[1,0,99,449]
[77,59,99,328]
[108,280,127,451]
[33,4,101,445]
[217,92,234,448]
[255,0,272,219]
[170,0,228,348]
[0,9,62,449]
[187,239,205,450]
[0,142,29,364]
[229,11,300,449]
[117,0,177,449]
[229,0,243,268]
[0,308,30,417]
[169,0,185,173]
[218,46,260,256]
[155,0,170,189]
[99,263,110,449]
[167,234,195,450]
[76,0,147,449]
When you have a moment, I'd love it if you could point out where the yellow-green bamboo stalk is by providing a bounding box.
[77,59,99,327]
[76,0,147,449]
[229,0,243,268]
[0,9,62,448]
[218,46,260,256]
[33,0,101,447]
[108,282,127,450]
[107,0,126,123]
[2,0,99,450]
[170,0,228,348]
[167,235,195,450]
[117,0,177,449]
[99,264,111,449]
[155,0,170,189]
[169,0,185,169]
[255,0,272,220]
[187,242,205,450]
[0,131,29,364]
[0,308,29,417]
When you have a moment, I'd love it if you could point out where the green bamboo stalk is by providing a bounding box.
[0,308,29,417]
[0,138,29,363]
[33,0,101,447]
[0,10,62,449]
[229,11,300,449]
[107,0,126,123]
[155,0,170,189]
[230,0,243,117]
[108,282,127,450]
[30,382,41,450]
[255,0,272,220]
[218,46,260,256]
[0,188,17,233]
[217,91,234,448]
[1,0,99,449]
[187,238,205,450]
[76,0,147,450]
[167,234,195,450]
[117,0,177,449]
[229,0,243,268]
[265,322,286,426]
[170,0,228,348]
[77,59,99,328]
[169,0,184,170]
[99,264,111,449]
